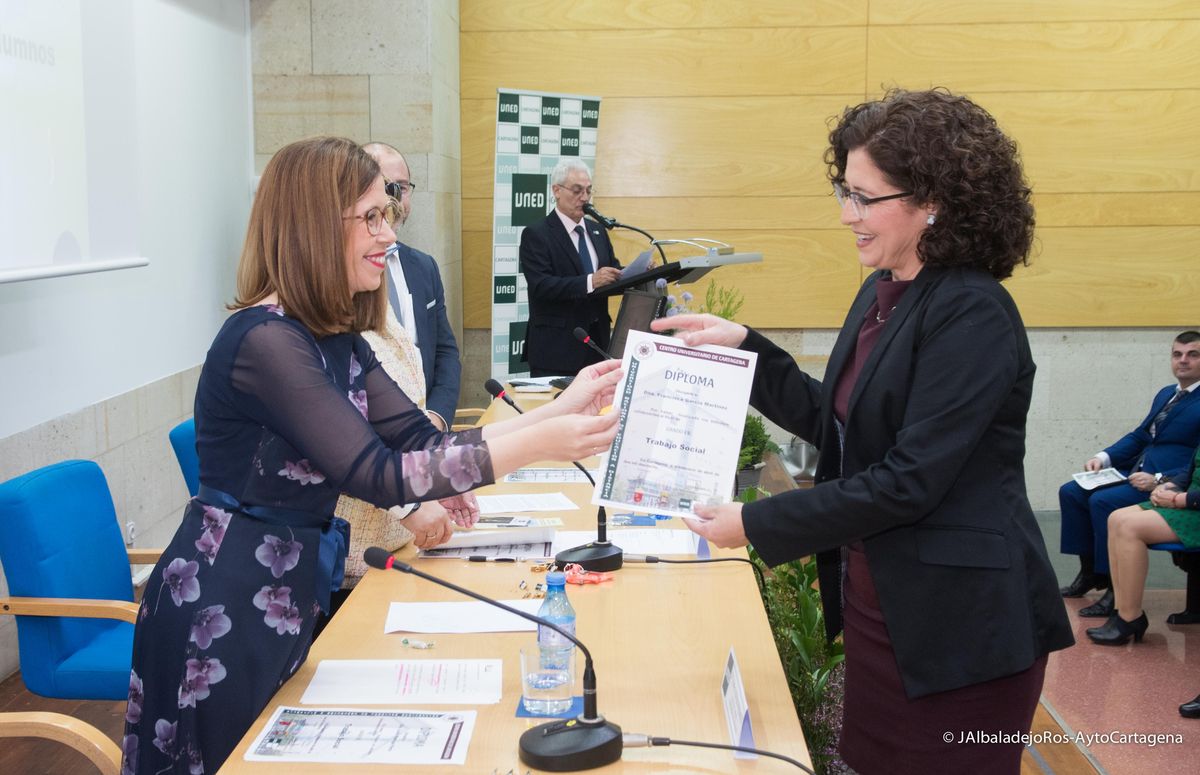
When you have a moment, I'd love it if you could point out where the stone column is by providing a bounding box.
[250,0,463,342]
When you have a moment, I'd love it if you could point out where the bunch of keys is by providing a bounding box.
[562,563,614,585]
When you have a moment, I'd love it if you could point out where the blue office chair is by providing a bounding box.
[169,417,199,497]
[0,460,160,700]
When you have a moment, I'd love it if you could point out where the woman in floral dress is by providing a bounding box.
[121,136,620,775]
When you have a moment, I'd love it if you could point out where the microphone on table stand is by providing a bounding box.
[363,547,623,771]
[572,327,613,362]
[484,379,624,573]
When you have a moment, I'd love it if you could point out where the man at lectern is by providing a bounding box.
[520,159,622,376]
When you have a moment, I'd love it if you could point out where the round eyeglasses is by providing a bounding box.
[344,200,402,235]
[833,181,912,219]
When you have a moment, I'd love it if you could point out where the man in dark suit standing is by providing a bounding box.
[1058,330,1200,615]
[519,159,621,376]
[364,142,461,430]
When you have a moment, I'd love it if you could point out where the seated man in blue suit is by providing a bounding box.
[520,159,622,376]
[363,142,461,430]
[1058,330,1200,616]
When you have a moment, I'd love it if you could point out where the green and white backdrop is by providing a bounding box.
[490,88,601,380]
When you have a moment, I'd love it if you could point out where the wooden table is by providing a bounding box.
[218,395,810,773]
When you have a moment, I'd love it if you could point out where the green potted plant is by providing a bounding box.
[736,414,778,495]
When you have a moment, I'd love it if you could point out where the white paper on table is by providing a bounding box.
[595,330,757,520]
[473,515,564,528]
[476,492,578,513]
[551,528,698,557]
[385,598,543,634]
[245,706,475,765]
[437,526,555,549]
[301,659,502,705]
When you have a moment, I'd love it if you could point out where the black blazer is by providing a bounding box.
[741,266,1074,699]
[519,212,620,375]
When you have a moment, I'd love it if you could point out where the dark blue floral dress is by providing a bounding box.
[121,305,492,774]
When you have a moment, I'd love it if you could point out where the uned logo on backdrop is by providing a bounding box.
[508,321,529,373]
[559,128,580,156]
[581,99,600,128]
[541,97,560,126]
[519,126,540,154]
[511,173,548,226]
[497,92,520,123]
[493,275,518,304]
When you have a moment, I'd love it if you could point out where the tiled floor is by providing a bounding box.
[1043,590,1199,774]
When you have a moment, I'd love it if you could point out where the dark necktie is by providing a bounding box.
[1149,389,1186,439]
[574,225,592,275]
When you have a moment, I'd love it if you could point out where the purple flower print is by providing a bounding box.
[439,445,483,492]
[153,718,176,757]
[120,734,138,775]
[189,605,232,649]
[125,670,143,724]
[177,657,227,708]
[255,534,302,578]
[163,558,201,607]
[405,449,434,497]
[349,352,363,381]
[264,598,303,635]
[200,505,231,541]
[252,584,292,611]
[349,389,369,419]
[278,459,325,485]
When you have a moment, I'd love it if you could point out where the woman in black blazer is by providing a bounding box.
[655,89,1073,774]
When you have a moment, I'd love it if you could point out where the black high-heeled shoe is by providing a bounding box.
[1079,588,1114,617]
[1085,611,1119,637]
[1087,612,1148,645]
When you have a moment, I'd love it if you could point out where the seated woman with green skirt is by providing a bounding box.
[1088,443,1200,645]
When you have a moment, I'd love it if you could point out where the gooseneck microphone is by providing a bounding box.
[363,547,623,771]
[484,378,521,413]
[582,202,617,229]
[484,379,624,573]
[572,327,613,361]
[582,202,666,265]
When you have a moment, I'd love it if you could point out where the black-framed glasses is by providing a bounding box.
[833,181,912,219]
[344,200,402,235]
[554,183,593,198]
[384,179,417,198]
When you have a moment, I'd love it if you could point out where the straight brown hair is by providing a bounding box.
[232,136,387,336]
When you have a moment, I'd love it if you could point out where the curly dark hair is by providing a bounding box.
[825,88,1034,280]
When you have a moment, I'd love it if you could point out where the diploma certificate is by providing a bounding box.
[594,329,757,519]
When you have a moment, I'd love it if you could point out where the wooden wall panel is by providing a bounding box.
[461,1,1200,329]
[461,0,868,32]
[461,27,865,100]
[869,1,1200,25]
[985,92,1200,193]
[1010,227,1200,326]
[870,22,1200,93]
[463,95,855,197]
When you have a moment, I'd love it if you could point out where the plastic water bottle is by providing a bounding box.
[528,571,575,714]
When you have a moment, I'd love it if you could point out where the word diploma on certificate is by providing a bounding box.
[595,329,757,519]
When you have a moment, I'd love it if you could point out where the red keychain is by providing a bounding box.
[562,563,614,585]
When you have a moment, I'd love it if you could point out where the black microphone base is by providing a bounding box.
[519,717,622,771]
[555,541,623,572]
